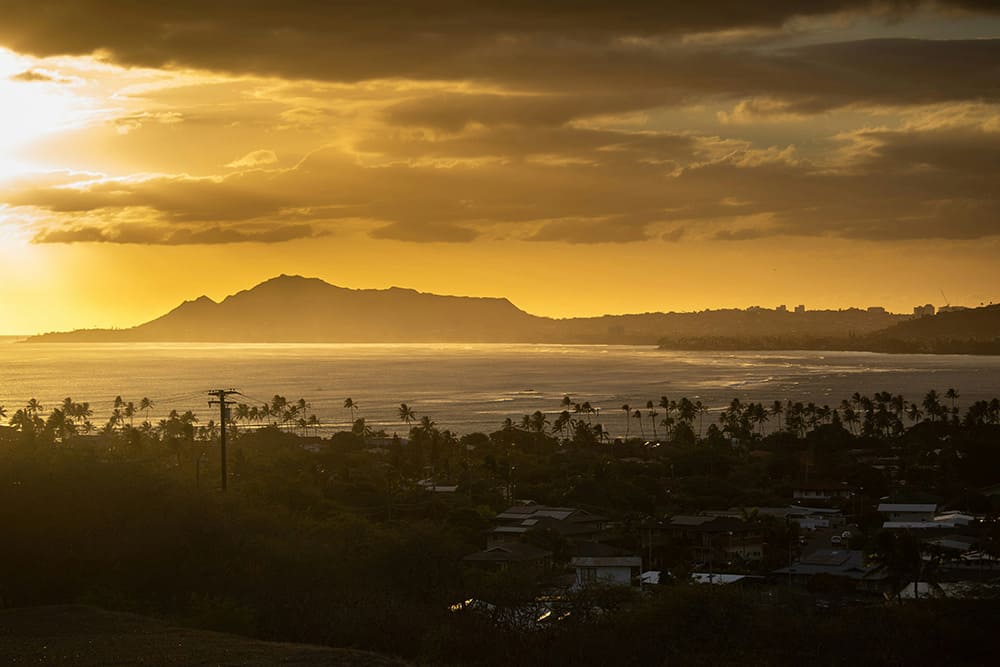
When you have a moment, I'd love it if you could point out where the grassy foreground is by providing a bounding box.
[0,605,407,666]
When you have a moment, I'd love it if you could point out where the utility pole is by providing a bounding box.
[208,389,239,491]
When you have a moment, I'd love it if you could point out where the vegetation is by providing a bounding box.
[0,387,998,664]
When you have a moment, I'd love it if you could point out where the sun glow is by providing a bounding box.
[0,49,98,180]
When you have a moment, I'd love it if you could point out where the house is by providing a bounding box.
[462,542,551,571]
[877,503,937,525]
[667,515,764,563]
[417,478,459,493]
[691,573,762,586]
[793,481,853,502]
[568,542,641,589]
[772,549,888,593]
[488,504,610,546]
[712,506,845,531]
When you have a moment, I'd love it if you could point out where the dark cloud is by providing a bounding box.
[712,227,772,241]
[854,125,1000,175]
[661,227,687,242]
[355,126,697,165]
[10,69,57,82]
[0,3,996,105]
[368,38,1000,125]
[32,222,320,245]
[0,2,932,76]
[383,92,670,130]
[369,222,479,243]
[527,216,653,244]
[10,120,1000,246]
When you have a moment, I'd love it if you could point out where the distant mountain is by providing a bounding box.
[865,304,1000,353]
[655,304,1000,354]
[29,275,547,343]
[29,275,929,345]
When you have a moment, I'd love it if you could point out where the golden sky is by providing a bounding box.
[1,1,999,334]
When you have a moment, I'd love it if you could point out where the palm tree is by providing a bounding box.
[633,409,644,438]
[399,403,416,429]
[344,398,358,424]
[554,410,572,440]
[26,398,43,417]
[621,404,631,439]
[922,390,942,422]
[418,415,436,434]
[695,400,706,438]
[751,403,769,435]
[677,397,697,425]
[906,403,923,424]
[646,400,658,439]
[271,395,289,429]
[945,388,960,418]
[0,405,6,421]
[658,395,673,422]
[529,410,548,434]
[140,397,154,422]
[770,400,784,431]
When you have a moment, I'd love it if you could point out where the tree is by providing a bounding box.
[140,397,154,423]
[270,395,289,428]
[620,404,631,440]
[645,401,658,440]
[344,397,358,424]
[945,388,960,417]
[26,398,43,418]
[633,409,644,438]
[528,410,548,434]
[770,400,784,431]
[695,400,707,438]
[399,403,416,428]
[922,390,942,422]
[868,529,924,602]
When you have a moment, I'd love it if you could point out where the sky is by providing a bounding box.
[0,1,999,334]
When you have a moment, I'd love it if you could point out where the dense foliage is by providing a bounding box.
[0,389,998,663]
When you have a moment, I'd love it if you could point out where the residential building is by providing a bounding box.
[792,481,853,502]
[569,542,641,589]
[462,543,551,571]
[667,515,764,563]
[772,549,888,593]
[488,504,610,546]
[877,503,937,524]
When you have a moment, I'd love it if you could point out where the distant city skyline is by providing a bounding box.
[1,2,999,334]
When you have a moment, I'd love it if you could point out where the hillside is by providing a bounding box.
[27,275,914,344]
[655,304,1000,354]
[0,605,406,666]
[30,275,547,343]
[872,304,1000,343]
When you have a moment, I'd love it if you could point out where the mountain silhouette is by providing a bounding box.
[30,275,980,347]
[30,275,547,343]
[870,304,1000,345]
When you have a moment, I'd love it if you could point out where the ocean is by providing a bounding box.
[1,340,997,436]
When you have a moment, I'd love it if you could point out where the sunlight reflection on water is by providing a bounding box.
[0,341,997,435]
